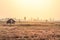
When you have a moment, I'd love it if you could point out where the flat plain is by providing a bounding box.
[0,22,60,40]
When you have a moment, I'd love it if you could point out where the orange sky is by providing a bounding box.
[0,0,60,21]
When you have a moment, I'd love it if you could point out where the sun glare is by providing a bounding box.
[7,0,54,20]
[15,0,52,8]
[11,0,53,19]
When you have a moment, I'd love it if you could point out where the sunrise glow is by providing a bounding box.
[0,0,60,21]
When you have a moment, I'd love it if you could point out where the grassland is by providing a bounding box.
[0,22,60,40]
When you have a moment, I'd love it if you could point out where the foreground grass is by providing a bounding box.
[0,26,60,40]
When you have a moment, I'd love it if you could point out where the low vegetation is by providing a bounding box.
[0,25,60,40]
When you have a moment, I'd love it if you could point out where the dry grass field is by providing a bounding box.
[0,22,60,40]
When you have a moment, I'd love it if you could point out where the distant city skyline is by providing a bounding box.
[0,0,60,21]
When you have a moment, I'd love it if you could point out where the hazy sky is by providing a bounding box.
[0,0,60,20]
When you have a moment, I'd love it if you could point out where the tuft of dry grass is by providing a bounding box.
[0,25,60,40]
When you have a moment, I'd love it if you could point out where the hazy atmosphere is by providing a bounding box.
[0,0,60,20]
[0,0,60,40]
